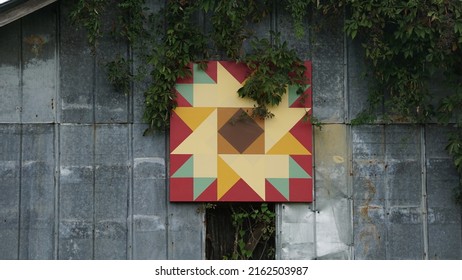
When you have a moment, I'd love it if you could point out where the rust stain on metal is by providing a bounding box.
[358,179,382,257]
[23,34,47,56]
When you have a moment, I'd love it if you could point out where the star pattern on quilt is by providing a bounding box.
[170,61,313,202]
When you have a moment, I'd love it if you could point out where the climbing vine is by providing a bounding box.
[70,0,310,132]
[71,1,462,201]
[227,203,275,260]
[205,203,276,260]
[311,0,462,202]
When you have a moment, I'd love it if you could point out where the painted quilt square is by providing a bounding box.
[170,61,313,202]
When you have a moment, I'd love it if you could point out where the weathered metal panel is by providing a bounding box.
[425,125,462,259]
[132,125,168,259]
[314,124,352,259]
[58,124,94,260]
[276,2,310,59]
[0,21,21,123]
[352,125,424,259]
[311,10,345,123]
[94,3,129,124]
[21,5,56,123]
[352,125,387,259]
[59,1,94,124]
[0,125,21,259]
[19,124,55,259]
[278,204,315,260]
[347,39,372,121]
[94,124,129,259]
[167,203,205,260]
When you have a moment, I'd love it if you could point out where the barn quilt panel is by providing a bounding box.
[169,61,313,202]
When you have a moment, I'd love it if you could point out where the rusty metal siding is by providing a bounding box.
[352,125,425,259]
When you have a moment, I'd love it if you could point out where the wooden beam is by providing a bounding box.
[0,0,57,27]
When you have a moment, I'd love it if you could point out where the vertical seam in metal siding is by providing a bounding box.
[91,55,97,260]
[53,2,61,259]
[309,5,317,260]
[383,125,389,260]
[347,125,354,259]
[421,125,429,259]
[344,7,355,259]
[343,6,349,124]
[53,124,60,259]
[165,132,170,259]
[127,123,134,259]
[17,17,24,260]
[127,32,134,259]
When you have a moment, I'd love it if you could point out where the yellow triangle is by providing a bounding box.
[217,156,241,199]
[265,93,307,152]
[267,132,311,155]
[216,63,252,108]
[172,110,217,155]
[220,155,265,200]
[174,107,215,130]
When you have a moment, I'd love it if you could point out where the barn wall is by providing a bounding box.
[0,0,461,260]
[0,2,204,260]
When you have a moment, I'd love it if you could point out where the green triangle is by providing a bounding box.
[176,84,194,106]
[288,85,310,107]
[193,64,215,84]
[267,178,290,199]
[194,177,216,199]
[289,157,311,178]
[172,156,193,178]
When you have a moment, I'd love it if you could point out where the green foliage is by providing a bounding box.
[70,0,311,132]
[315,0,462,201]
[446,131,462,204]
[227,203,276,260]
[106,55,131,95]
[142,1,208,131]
[70,0,107,53]
[285,0,309,39]
[209,0,270,59]
[238,34,307,119]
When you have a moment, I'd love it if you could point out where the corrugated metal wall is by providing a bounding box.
[1,0,461,260]
[276,3,462,260]
[0,1,204,260]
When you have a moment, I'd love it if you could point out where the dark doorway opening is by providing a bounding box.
[206,203,276,260]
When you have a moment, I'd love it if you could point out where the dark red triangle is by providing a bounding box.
[195,179,217,202]
[219,61,251,84]
[170,178,194,202]
[205,61,218,83]
[289,178,313,202]
[170,110,193,151]
[265,180,288,202]
[290,155,312,177]
[169,154,192,177]
[219,179,263,202]
[289,118,312,152]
